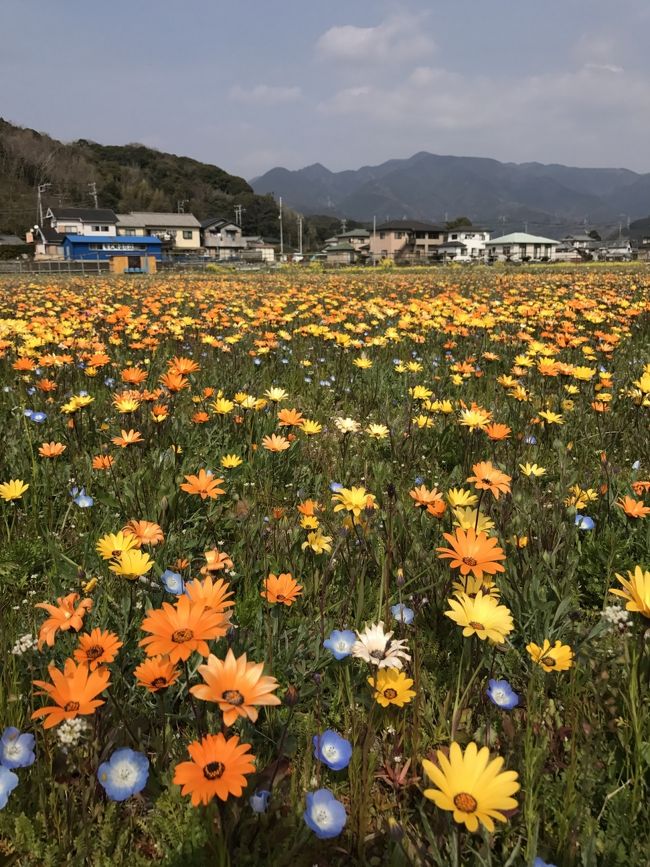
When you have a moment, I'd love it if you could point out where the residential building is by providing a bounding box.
[323,242,357,265]
[335,228,370,251]
[636,242,650,262]
[369,221,444,261]
[120,212,202,251]
[29,224,66,259]
[62,234,162,263]
[598,239,633,261]
[115,214,148,236]
[438,228,490,261]
[486,232,559,262]
[200,217,246,259]
[242,236,275,263]
[45,207,118,236]
[554,244,586,263]
[562,233,601,254]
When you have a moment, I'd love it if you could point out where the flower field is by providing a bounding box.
[0,266,648,866]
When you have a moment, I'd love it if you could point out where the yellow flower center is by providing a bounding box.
[203,761,225,780]
[383,688,398,700]
[172,628,194,643]
[222,689,244,706]
[453,792,478,813]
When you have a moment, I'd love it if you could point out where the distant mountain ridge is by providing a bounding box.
[252,152,650,235]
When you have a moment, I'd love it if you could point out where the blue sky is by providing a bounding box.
[2,0,649,177]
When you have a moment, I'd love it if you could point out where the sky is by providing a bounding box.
[2,0,650,178]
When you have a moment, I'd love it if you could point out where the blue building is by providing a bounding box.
[62,234,163,262]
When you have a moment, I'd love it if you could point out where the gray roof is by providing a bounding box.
[49,207,117,223]
[325,243,356,252]
[0,233,24,245]
[337,229,370,238]
[125,212,201,228]
[200,216,239,230]
[488,232,560,245]
[376,220,443,232]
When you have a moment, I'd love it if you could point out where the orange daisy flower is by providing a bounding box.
[484,423,512,441]
[261,572,303,606]
[112,429,143,448]
[134,656,181,692]
[426,500,447,518]
[409,485,444,509]
[466,461,512,499]
[191,648,281,726]
[31,658,110,729]
[173,733,255,806]
[73,628,123,670]
[123,519,165,547]
[186,575,235,614]
[38,441,66,458]
[436,527,507,580]
[159,371,189,392]
[121,367,148,384]
[616,495,650,519]
[192,411,210,424]
[297,499,320,517]
[139,596,229,663]
[277,407,304,427]
[168,356,200,376]
[262,434,291,452]
[92,454,115,470]
[180,469,225,500]
[631,480,650,496]
[200,548,234,574]
[35,593,94,650]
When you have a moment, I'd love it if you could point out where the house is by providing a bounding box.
[45,207,118,236]
[554,244,586,263]
[242,236,275,263]
[635,243,650,262]
[323,242,357,265]
[200,218,246,259]
[486,232,560,262]
[62,234,162,264]
[29,224,66,259]
[562,233,601,254]
[443,228,490,259]
[598,239,632,261]
[118,212,202,251]
[369,221,444,261]
[0,233,25,247]
[335,228,370,251]
[437,241,473,262]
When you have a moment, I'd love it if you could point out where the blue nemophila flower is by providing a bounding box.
[30,411,47,423]
[0,765,19,810]
[303,788,347,839]
[97,748,149,801]
[0,727,36,769]
[323,629,356,660]
[486,679,519,710]
[524,435,537,445]
[534,859,558,867]
[249,789,271,813]
[104,377,115,388]
[414,476,424,486]
[313,731,352,771]
[70,487,94,508]
[391,603,414,625]
[575,514,595,530]
[27,387,36,396]
[329,481,343,493]
[23,409,34,419]
[161,569,184,595]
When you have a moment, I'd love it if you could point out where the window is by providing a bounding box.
[182,230,193,240]
[503,246,511,256]
[394,232,403,239]
[451,234,458,240]
[63,225,78,234]
[379,232,386,239]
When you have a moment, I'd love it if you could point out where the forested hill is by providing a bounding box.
[0,118,284,239]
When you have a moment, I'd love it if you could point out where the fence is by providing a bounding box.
[0,259,111,275]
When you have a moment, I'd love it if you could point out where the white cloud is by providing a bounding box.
[316,14,435,65]
[229,84,302,105]
[317,63,650,168]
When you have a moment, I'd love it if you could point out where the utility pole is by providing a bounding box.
[177,199,188,214]
[279,196,284,259]
[340,218,347,234]
[88,181,98,209]
[37,183,51,225]
[234,204,244,226]
[373,216,377,265]
[298,215,303,255]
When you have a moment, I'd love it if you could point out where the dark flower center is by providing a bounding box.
[64,701,80,712]
[540,655,556,667]
[462,557,478,567]
[481,478,492,485]
[86,645,104,661]
[453,792,478,813]
[172,628,194,643]
[469,621,485,630]
[222,689,244,706]
[151,677,168,688]
[370,649,385,660]
[276,593,286,601]
[203,761,225,780]
[383,688,398,699]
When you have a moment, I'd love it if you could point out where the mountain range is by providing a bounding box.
[251,152,650,236]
